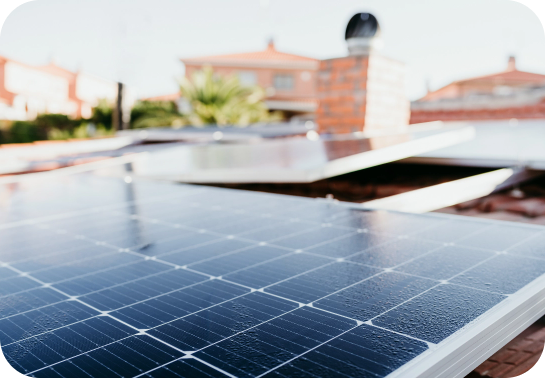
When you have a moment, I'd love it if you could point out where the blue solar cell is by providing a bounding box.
[270,226,354,249]
[348,238,442,268]
[3,316,137,374]
[373,284,505,343]
[264,325,428,378]
[148,292,298,350]
[32,335,184,378]
[0,276,42,297]
[412,219,488,243]
[265,262,381,303]
[239,221,318,242]
[143,359,228,377]
[395,246,494,280]
[0,288,67,320]
[450,254,545,294]
[159,238,253,266]
[313,272,437,321]
[457,225,542,251]
[50,260,171,296]
[110,279,249,329]
[189,245,291,277]
[507,233,545,259]
[2,176,545,378]
[79,268,208,311]
[11,245,117,273]
[31,252,144,284]
[194,307,356,377]
[304,231,391,258]
[223,253,332,288]
[0,300,98,345]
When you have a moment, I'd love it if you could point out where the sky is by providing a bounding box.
[0,0,544,100]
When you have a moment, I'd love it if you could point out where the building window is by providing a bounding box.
[273,73,294,90]
[237,71,257,86]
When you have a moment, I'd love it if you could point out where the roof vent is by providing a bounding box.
[345,13,383,56]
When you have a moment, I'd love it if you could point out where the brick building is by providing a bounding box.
[179,41,319,121]
[410,57,545,123]
[0,55,123,121]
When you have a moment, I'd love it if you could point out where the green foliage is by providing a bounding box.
[179,66,282,127]
[7,121,44,143]
[130,100,185,129]
[47,123,114,140]
[90,98,114,130]
[35,114,77,132]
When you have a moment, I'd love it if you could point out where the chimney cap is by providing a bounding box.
[345,13,380,40]
[507,55,517,71]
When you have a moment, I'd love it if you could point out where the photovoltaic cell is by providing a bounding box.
[2,174,545,378]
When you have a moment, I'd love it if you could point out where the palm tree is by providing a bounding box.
[179,66,281,127]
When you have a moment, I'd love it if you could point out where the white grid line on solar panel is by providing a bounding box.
[4,183,544,376]
[102,280,248,326]
[258,326,389,378]
[309,303,434,348]
[2,216,540,314]
[0,300,99,346]
[7,245,121,275]
[261,326,424,378]
[364,252,502,323]
[45,334,186,378]
[146,292,299,350]
[0,183,207,231]
[0,264,124,342]
[13,292,283,374]
[0,288,67,320]
[139,241,532,374]
[109,280,251,330]
[77,270,210,310]
[136,307,359,378]
[19,331,139,376]
[184,356,237,378]
[193,308,359,376]
[42,260,170,294]
[4,217,345,297]
[5,316,137,375]
[0,274,225,346]
[0,251,532,378]
[6,213,532,342]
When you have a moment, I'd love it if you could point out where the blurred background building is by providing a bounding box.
[410,56,545,123]
[0,55,124,121]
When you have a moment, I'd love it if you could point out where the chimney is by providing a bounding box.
[507,56,517,71]
[316,13,410,135]
[345,13,383,56]
[267,38,275,51]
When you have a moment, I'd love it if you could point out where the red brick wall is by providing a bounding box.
[410,100,545,124]
[316,56,369,134]
[316,54,410,134]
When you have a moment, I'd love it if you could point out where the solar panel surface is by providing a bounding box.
[1,174,545,378]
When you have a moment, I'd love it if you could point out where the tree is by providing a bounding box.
[179,66,281,127]
[130,100,184,129]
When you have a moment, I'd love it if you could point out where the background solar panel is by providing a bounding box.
[1,173,545,378]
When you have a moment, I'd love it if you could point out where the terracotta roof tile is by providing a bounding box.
[455,69,545,85]
[181,42,318,67]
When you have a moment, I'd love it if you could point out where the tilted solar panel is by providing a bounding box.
[1,173,545,378]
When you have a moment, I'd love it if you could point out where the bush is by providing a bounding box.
[130,100,184,128]
[5,121,44,143]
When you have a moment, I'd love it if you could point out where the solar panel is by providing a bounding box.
[2,173,545,378]
[120,126,474,183]
[407,119,545,169]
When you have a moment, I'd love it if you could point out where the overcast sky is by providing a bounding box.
[0,0,544,100]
